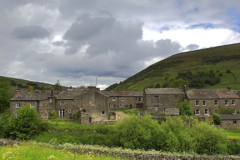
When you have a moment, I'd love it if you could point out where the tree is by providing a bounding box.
[28,85,34,94]
[78,85,87,88]
[175,99,193,116]
[53,80,61,90]
[169,78,186,90]
[212,112,221,125]
[155,83,161,88]
[0,78,14,113]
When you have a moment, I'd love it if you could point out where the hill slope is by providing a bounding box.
[105,43,240,91]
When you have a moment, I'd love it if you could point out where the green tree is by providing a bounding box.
[0,78,14,113]
[212,112,221,125]
[155,83,161,88]
[78,85,87,88]
[175,99,193,116]
[28,85,34,94]
[53,80,61,90]
[215,107,235,114]
[169,78,186,90]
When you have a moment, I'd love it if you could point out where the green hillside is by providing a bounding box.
[0,76,54,90]
[105,43,240,91]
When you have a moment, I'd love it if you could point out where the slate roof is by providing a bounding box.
[220,114,240,120]
[233,90,240,97]
[56,88,88,99]
[101,91,143,97]
[186,89,239,100]
[145,88,185,95]
[11,90,42,101]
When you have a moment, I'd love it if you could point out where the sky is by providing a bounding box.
[1,0,240,90]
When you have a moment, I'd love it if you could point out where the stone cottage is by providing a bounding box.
[101,91,143,110]
[143,87,185,119]
[220,114,240,129]
[186,89,240,118]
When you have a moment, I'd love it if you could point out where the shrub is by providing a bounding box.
[212,112,221,125]
[215,107,235,114]
[1,104,49,139]
[175,99,193,116]
[219,73,222,76]
[226,70,231,73]
[50,109,58,119]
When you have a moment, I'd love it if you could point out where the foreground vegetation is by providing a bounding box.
[0,142,126,160]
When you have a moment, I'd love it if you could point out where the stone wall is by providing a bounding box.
[91,120,116,125]
[165,108,179,116]
[221,119,240,129]
[55,99,75,118]
[10,100,38,114]
[189,99,240,117]
[80,111,90,125]
[108,96,143,111]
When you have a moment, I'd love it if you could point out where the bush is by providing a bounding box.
[226,70,231,73]
[175,99,193,116]
[215,107,235,114]
[50,109,58,119]
[1,104,49,139]
[212,112,221,125]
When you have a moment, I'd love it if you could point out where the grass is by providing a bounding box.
[0,143,126,160]
[48,121,117,132]
[118,109,141,116]
[225,129,240,139]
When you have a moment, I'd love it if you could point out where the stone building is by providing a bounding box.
[143,87,185,116]
[186,89,240,118]
[101,91,143,111]
[220,114,240,129]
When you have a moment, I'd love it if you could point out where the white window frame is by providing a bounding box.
[121,98,125,101]
[138,97,141,101]
[30,103,35,108]
[195,109,200,115]
[50,99,52,103]
[232,100,236,105]
[195,101,199,106]
[119,104,122,107]
[101,111,106,115]
[68,109,71,113]
[112,98,116,101]
[60,101,65,105]
[225,100,229,106]
[155,106,159,112]
[202,101,206,106]
[205,109,208,115]
[112,105,116,108]
[233,120,237,125]
[214,100,218,106]
[59,110,65,117]
[16,103,20,108]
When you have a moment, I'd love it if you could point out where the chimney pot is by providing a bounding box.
[70,86,72,89]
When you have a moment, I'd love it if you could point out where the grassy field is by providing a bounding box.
[0,143,126,160]
[105,43,240,91]
[225,129,240,139]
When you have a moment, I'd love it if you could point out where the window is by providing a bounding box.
[68,109,71,113]
[154,96,159,103]
[16,103,20,108]
[60,101,65,105]
[124,105,128,108]
[59,110,65,117]
[30,103,35,108]
[121,98,125,101]
[195,101,199,106]
[205,109,208,115]
[50,99,52,103]
[214,100,218,106]
[202,101,206,106]
[225,100,229,106]
[119,104,122,107]
[138,97,141,101]
[195,109,200,115]
[101,111,106,115]
[233,120,237,125]
[112,98,115,101]
[232,100,236,105]
[155,106,159,112]
[112,105,116,108]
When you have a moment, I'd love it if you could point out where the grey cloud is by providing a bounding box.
[52,41,65,46]
[11,25,50,40]
[186,44,199,51]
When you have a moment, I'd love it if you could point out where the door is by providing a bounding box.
[59,110,65,117]
[89,117,92,122]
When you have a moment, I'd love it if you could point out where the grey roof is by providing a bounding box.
[145,88,185,95]
[56,88,88,99]
[233,90,240,97]
[186,89,239,100]
[101,91,143,97]
[11,91,42,101]
[220,114,240,120]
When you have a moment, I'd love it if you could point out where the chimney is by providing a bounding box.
[227,85,232,91]
[70,86,72,89]
[14,88,20,96]
[184,85,188,91]
[51,89,54,96]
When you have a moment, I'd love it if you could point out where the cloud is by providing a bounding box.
[186,44,199,51]
[11,25,51,40]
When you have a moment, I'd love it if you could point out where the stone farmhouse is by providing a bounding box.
[10,85,240,126]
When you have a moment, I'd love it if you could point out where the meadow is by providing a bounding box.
[0,142,127,160]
